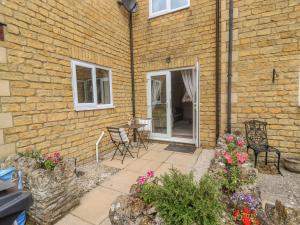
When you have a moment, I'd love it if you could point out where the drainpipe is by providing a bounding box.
[227,0,234,134]
[129,12,136,119]
[215,0,220,144]
[129,12,137,141]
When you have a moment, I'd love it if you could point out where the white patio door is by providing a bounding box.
[193,62,200,147]
[147,66,199,146]
[147,71,171,138]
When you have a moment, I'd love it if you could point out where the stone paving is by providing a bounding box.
[257,167,300,208]
[55,143,215,225]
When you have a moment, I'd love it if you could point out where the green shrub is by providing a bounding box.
[18,149,44,167]
[140,169,224,225]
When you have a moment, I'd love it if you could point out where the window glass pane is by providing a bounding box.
[171,0,188,9]
[151,75,167,134]
[76,65,94,103]
[96,68,111,104]
[152,0,167,13]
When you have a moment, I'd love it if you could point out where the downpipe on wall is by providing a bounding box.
[215,0,221,144]
[227,0,234,134]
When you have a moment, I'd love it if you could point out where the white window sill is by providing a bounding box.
[149,5,190,19]
[74,104,115,111]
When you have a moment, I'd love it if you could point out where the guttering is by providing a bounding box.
[215,0,220,144]
[227,0,234,134]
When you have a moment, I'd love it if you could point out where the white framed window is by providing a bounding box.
[149,0,190,18]
[71,60,113,111]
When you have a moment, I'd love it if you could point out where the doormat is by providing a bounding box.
[164,143,196,154]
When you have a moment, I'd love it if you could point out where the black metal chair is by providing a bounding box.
[136,118,152,150]
[107,127,134,164]
[244,120,281,174]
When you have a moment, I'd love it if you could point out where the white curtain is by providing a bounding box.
[151,80,161,103]
[181,70,194,103]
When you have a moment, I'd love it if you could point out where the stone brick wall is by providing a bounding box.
[0,0,299,161]
[0,0,132,162]
[220,0,300,156]
[133,0,217,148]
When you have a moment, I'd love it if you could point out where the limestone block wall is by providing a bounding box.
[0,0,132,162]
[220,0,300,156]
[0,42,16,160]
[133,0,217,148]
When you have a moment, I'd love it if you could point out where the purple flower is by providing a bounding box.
[231,193,259,210]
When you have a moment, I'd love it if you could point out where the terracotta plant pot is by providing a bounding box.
[283,157,300,173]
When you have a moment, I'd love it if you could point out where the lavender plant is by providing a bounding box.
[230,193,259,210]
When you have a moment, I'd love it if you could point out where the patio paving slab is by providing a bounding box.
[193,149,215,181]
[101,156,137,169]
[71,186,121,225]
[125,158,162,174]
[55,214,92,225]
[165,152,199,167]
[140,149,173,162]
[99,217,112,225]
[101,169,141,194]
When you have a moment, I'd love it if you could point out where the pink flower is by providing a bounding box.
[226,135,235,143]
[147,170,154,178]
[137,176,146,185]
[237,138,246,147]
[224,152,233,164]
[236,152,248,164]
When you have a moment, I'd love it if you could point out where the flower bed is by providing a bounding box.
[110,132,300,225]
[2,150,80,225]
[110,169,224,225]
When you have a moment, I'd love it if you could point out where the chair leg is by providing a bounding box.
[254,152,258,168]
[111,143,121,161]
[121,144,134,164]
[265,151,268,165]
[277,152,282,175]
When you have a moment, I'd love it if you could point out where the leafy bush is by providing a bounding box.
[140,169,224,225]
[18,149,44,167]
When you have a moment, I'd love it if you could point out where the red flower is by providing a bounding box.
[224,152,233,164]
[242,215,251,225]
[243,207,250,214]
[255,218,260,225]
[250,210,256,214]
[233,210,239,219]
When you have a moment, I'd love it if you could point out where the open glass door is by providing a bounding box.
[193,62,200,147]
[147,71,171,138]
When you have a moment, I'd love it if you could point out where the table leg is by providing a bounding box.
[136,130,147,157]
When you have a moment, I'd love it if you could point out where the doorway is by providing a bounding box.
[147,64,200,146]
[171,70,193,139]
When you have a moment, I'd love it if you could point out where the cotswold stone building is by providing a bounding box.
[0,0,299,162]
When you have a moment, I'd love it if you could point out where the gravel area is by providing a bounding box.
[257,167,300,208]
[76,162,120,195]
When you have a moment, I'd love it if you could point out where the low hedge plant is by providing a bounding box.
[139,169,224,225]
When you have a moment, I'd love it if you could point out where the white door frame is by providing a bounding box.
[147,65,200,146]
[147,70,171,139]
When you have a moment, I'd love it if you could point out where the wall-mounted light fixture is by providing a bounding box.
[272,68,279,84]
[166,56,171,64]
[0,23,7,41]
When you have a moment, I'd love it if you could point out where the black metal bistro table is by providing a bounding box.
[119,123,148,157]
